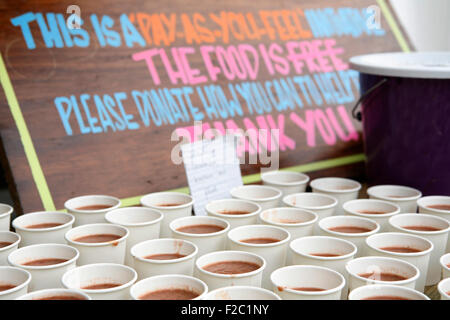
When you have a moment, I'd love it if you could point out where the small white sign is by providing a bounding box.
[182,136,243,216]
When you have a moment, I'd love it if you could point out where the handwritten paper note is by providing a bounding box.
[182,136,243,216]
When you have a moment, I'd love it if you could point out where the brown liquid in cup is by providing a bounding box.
[402,225,442,232]
[427,204,450,211]
[22,258,68,266]
[157,203,182,207]
[203,260,260,274]
[0,284,16,292]
[357,210,389,214]
[74,234,121,243]
[329,226,372,233]
[177,224,225,234]
[219,210,250,215]
[380,246,422,253]
[37,295,85,300]
[144,253,186,260]
[0,241,13,248]
[388,195,407,198]
[447,263,450,268]
[292,287,325,292]
[26,223,63,229]
[363,295,409,300]
[82,283,121,290]
[139,288,199,300]
[240,237,280,244]
[310,253,341,257]
[76,204,113,211]
[276,219,303,224]
[358,272,408,281]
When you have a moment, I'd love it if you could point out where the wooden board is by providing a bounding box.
[0,0,412,214]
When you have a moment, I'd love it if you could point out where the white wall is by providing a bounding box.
[390,0,450,51]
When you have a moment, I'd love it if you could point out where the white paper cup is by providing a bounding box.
[348,284,430,300]
[440,253,450,279]
[365,232,433,292]
[227,224,290,289]
[261,170,310,197]
[0,266,31,300]
[343,199,400,232]
[282,193,338,222]
[0,204,13,231]
[206,199,261,229]
[0,231,20,266]
[310,177,361,215]
[17,288,91,300]
[346,256,419,293]
[289,236,357,299]
[367,185,422,213]
[131,238,198,280]
[203,285,280,300]
[438,277,450,300]
[271,265,345,300]
[65,223,128,265]
[388,213,449,285]
[62,263,137,300]
[105,207,163,266]
[195,250,265,291]
[65,195,121,227]
[230,185,282,211]
[170,216,230,257]
[417,196,450,251]
[130,274,208,300]
[13,211,75,247]
[140,192,194,238]
[259,207,318,240]
[8,243,79,291]
[318,216,380,257]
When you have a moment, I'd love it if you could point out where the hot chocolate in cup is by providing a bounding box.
[170,216,230,257]
[440,253,450,279]
[348,284,430,300]
[206,199,261,229]
[13,211,75,247]
[271,265,345,300]
[367,185,422,213]
[310,177,361,215]
[62,263,137,300]
[131,238,198,280]
[230,185,282,211]
[417,196,450,251]
[130,274,208,300]
[437,277,450,300]
[345,256,420,293]
[65,223,128,265]
[227,224,290,289]
[0,204,13,231]
[195,250,265,291]
[203,285,280,300]
[17,288,91,300]
[0,266,31,300]
[8,243,79,291]
[105,207,163,266]
[261,170,310,197]
[318,215,380,257]
[282,193,338,223]
[343,199,400,232]
[365,232,433,292]
[0,231,20,266]
[65,195,121,227]
[289,236,357,299]
[140,192,194,238]
[388,213,449,286]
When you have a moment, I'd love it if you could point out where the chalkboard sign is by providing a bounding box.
[0,0,411,214]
